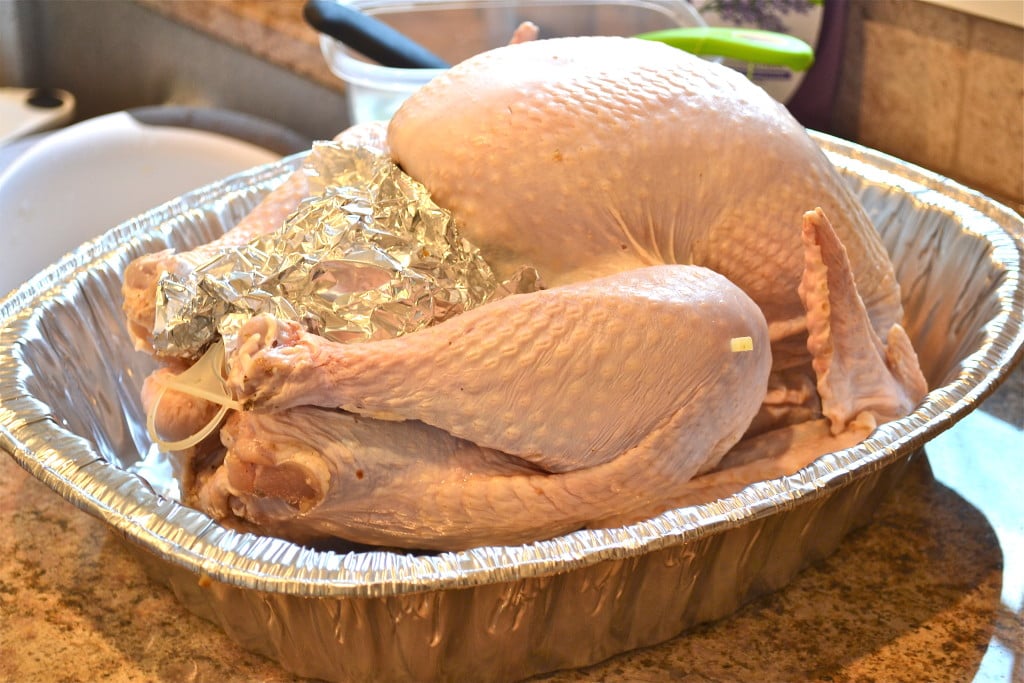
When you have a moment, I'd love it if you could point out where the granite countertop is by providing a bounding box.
[2,2,1022,681]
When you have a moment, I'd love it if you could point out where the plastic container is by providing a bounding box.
[318,0,706,124]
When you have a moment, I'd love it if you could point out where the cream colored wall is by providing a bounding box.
[832,0,1023,213]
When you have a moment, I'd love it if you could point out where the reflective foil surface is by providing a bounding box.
[152,140,525,361]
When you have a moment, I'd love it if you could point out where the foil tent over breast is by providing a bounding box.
[152,140,538,361]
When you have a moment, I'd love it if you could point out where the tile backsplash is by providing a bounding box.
[831,0,1023,213]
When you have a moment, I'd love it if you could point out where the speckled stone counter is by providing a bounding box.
[2,364,1020,682]
[2,2,1022,681]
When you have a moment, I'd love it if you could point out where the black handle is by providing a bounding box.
[303,0,450,69]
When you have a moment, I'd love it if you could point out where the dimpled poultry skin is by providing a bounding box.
[133,37,926,551]
[388,36,904,371]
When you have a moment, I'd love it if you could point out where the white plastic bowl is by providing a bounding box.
[318,0,706,124]
[0,110,284,296]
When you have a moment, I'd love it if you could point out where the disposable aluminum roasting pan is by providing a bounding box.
[1,133,1021,682]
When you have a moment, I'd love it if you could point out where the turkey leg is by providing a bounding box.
[226,265,772,475]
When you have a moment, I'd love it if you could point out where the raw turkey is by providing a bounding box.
[128,36,927,551]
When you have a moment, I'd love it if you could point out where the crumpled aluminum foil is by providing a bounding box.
[151,140,540,360]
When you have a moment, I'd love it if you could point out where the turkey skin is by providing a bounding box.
[131,37,927,551]
[389,36,903,370]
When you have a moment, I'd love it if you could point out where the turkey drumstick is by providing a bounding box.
[226,265,772,475]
